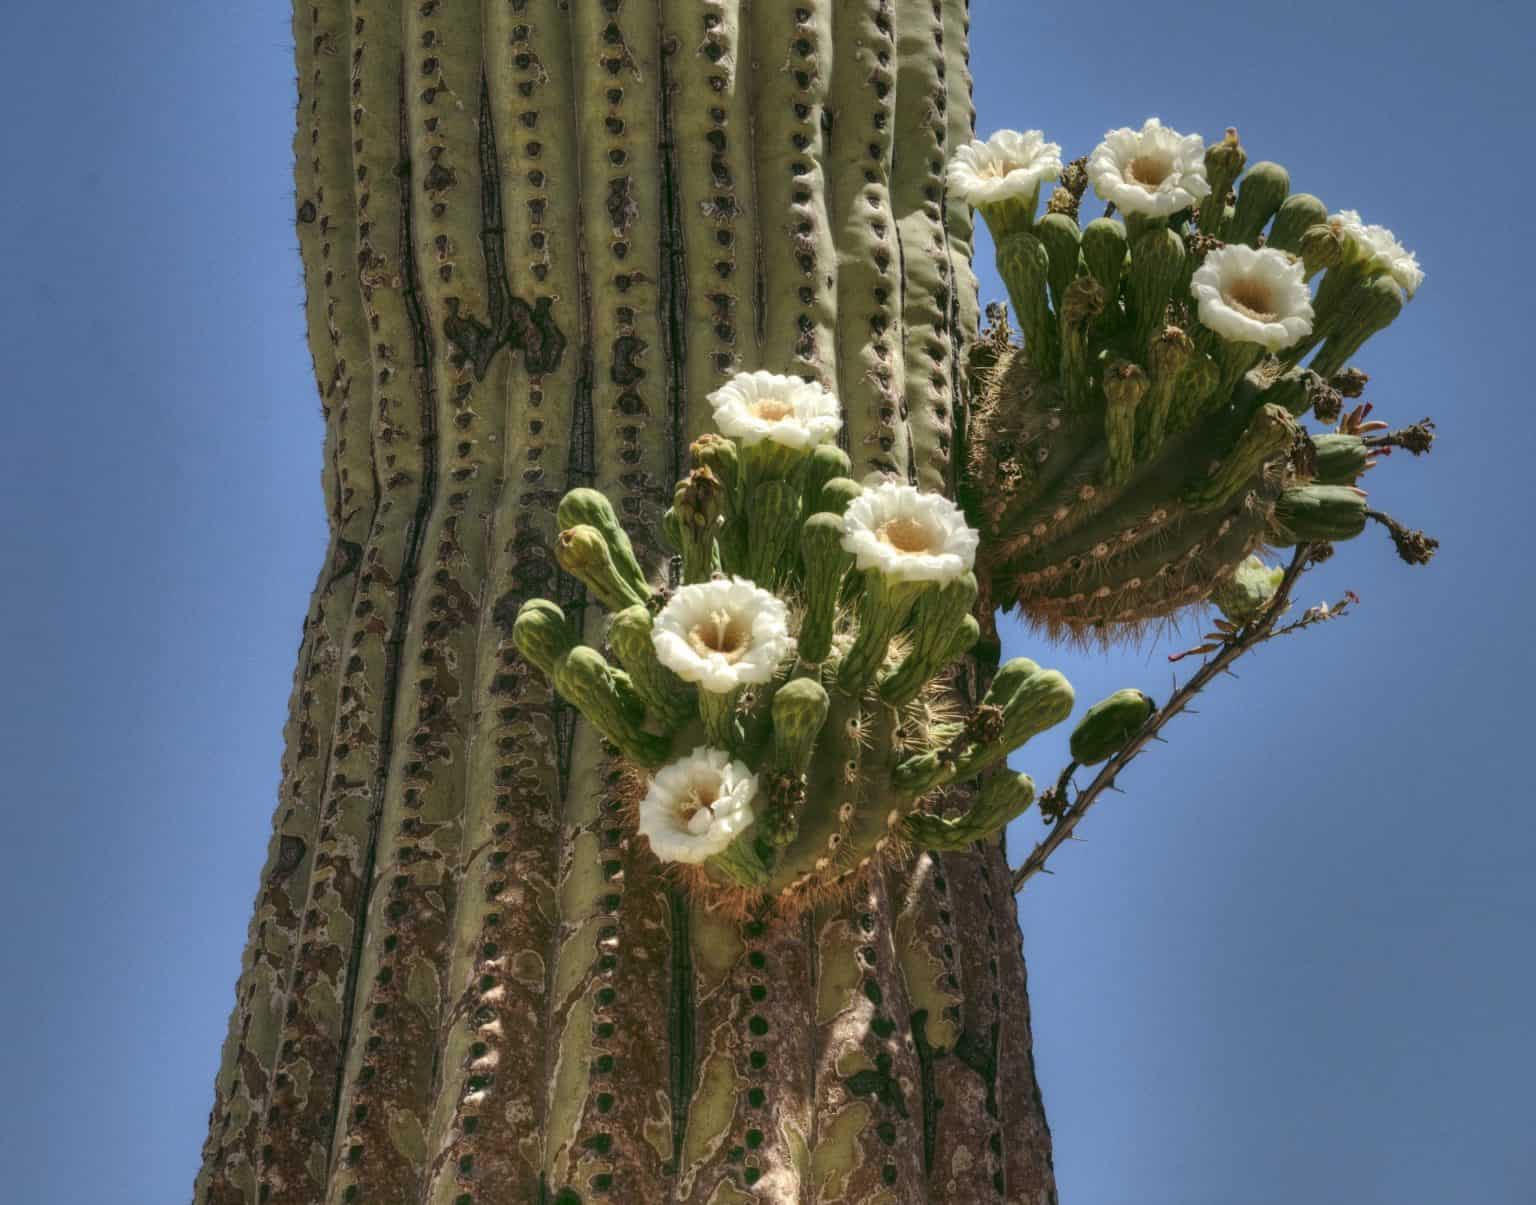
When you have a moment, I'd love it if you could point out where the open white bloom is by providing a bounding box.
[841,483,979,584]
[1191,245,1314,351]
[946,129,1063,207]
[707,371,841,450]
[1327,208,1423,298]
[1088,117,1211,218]
[639,747,758,864]
[652,576,792,693]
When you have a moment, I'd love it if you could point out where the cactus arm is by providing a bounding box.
[750,3,836,383]
[828,0,911,483]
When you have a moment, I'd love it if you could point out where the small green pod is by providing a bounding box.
[1267,193,1328,254]
[1035,212,1083,313]
[1311,433,1370,485]
[1069,688,1157,765]
[1139,325,1194,458]
[879,572,980,706]
[905,771,1037,851]
[1198,129,1247,236]
[1273,483,1369,542]
[1127,227,1186,353]
[812,476,863,517]
[555,524,651,612]
[1059,276,1106,408]
[996,231,1057,372]
[804,444,853,513]
[771,677,831,775]
[670,468,726,583]
[557,487,650,601]
[1299,223,1344,277]
[1183,403,1297,512]
[1227,161,1290,246]
[553,645,671,767]
[798,512,854,664]
[607,605,694,729]
[1212,554,1286,624]
[1081,217,1129,304]
[1103,359,1149,486]
[1308,274,1405,379]
[745,479,804,588]
[512,598,577,676]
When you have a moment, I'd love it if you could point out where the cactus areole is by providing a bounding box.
[197,3,1433,1202]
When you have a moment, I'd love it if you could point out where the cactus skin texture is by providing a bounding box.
[965,129,1430,642]
[195,4,1062,1205]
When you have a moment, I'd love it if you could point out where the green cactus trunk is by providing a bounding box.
[193,3,1056,1203]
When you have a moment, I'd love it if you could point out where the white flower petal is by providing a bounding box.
[1088,117,1211,218]
[638,746,758,864]
[946,129,1063,207]
[1190,244,1314,352]
[1328,208,1423,298]
[840,483,979,584]
[651,577,793,692]
[707,371,842,450]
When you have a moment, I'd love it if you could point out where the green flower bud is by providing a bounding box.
[1198,128,1247,236]
[1308,274,1405,380]
[1127,227,1186,354]
[1227,161,1290,246]
[798,512,855,664]
[1169,350,1221,433]
[553,645,670,767]
[557,487,650,602]
[1139,325,1195,458]
[690,433,741,496]
[744,479,803,589]
[771,677,831,775]
[1266,193,1328,255]
[556,524,652,612]
[1103,359,1149,486]
[1081,217,1129,305]
[1299,223,1344,277]
[813,476,863,518]
[1059,275,1106,408]
[1212,554,1286,624]
[512,598,577,676]
[904,771,1037,850]
[1035,212,1083,314]
[671,468,725,583]
[1311,433,1370,485]
[1184,403,1297,512]
[1069,688,1156,765]
[804,444,853,513]
[837,571,929,695]
[1253,366,1314,416]
[1274,483,1368,543]
[879,572,980,706]
[607,605,694,728]
[996,231,1057,373]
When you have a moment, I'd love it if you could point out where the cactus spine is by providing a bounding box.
[195,5,1060,1204]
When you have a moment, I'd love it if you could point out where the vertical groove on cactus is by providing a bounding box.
[202,4,1063,1202]
[827,0,911,483]
[891,0,956,493]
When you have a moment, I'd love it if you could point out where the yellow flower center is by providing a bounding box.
[1125,153,1174,188]
[876,516,937,556]
[679,781,720,826]
[688,608,750,662]
[751,398,795,421]
[1223,278,1279,323]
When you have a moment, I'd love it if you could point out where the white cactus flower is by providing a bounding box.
[1328,209,1423,298]
[638,747,759,864]
[841,483,979,585]
[946,129,1064,207]
[1191,244,1315,351]
[1088,117,1211,218]
[707,371,842,450]
[651,577,793,693]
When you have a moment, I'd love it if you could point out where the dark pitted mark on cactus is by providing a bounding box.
[272,836,307,879]
[610,335,646,385]
[297,199,317,223]
[844,1051,909,1117]
[606,177,636,232]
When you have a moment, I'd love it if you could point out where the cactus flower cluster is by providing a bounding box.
[951,120,1435,639]
[514,374,1080,906]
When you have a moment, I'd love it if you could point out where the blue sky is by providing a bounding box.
[0,2,1531,1202]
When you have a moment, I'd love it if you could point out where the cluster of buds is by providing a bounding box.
[514,373,1082,905]
[948,119,1436,637]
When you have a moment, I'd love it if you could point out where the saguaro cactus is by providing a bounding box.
[195,4,1059,1203]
